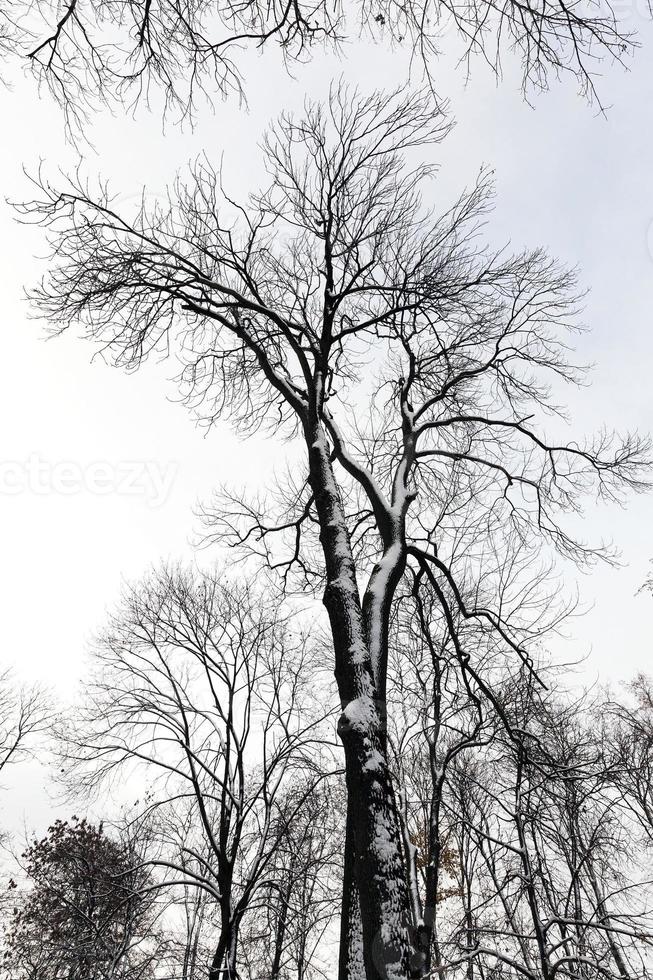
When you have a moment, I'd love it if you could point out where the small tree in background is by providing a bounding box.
[57,566,338,980]
[3,817,159,980]
[0,670,49,850]
[0,671,48,780]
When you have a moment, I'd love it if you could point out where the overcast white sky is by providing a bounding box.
[1,18,653,836]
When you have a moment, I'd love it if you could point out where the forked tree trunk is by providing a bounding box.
[209,907,240,980]
[307,423,414,980]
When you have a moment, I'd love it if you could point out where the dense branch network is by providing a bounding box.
[387,635,653,980]
[16,84,652,979]
[19,85,649,669]
[55,566,339,980]
[1,0,639,128]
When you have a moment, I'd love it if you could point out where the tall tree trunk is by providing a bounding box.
[338,804,365,980]
[209,906,239,980]
[307,424,413,980]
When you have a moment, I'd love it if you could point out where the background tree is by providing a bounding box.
[238,778,343,980]
[394,667,653,980]
[605,674,653,845]
[58,565,337,980]
[19,84,650,979]
[175,875,213,980]
[0,671,48,780]
[0,670,49,849]
[2,817,159,980]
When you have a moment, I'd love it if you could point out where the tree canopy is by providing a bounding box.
[0,0,640,130]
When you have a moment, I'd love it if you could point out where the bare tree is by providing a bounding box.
[238,778,343,980]
[176,875,213,980]
[58,565,337,980]
[397,670,653,980]
[19,84,650,979]
[2,0,640,130]
[605,674,653,845]
[0,673,49,951]
[0,670,47,777]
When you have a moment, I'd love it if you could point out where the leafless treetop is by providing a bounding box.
[3,0,639,128]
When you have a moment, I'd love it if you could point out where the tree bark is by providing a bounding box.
[338,803,365,980]
[209,906,239,980]
[306,422,413,980]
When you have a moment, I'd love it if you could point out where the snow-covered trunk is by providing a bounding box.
[422,821,441,974]
[340,539,414,979]
[209,900,239,980]
[458,832,476,980]
[338,806,365,980]
[306,422,413,980]
[362,539,406,707]
[226,924,239,980]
